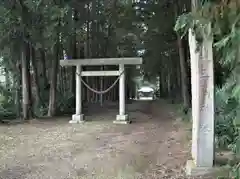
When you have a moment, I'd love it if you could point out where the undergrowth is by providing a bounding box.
[175,0,240,177]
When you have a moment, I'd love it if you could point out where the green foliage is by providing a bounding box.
[139,0,182,77]
[215,88,238,149]
[174,0,240,176]
[174,13,194,38]
[0,83,18,118]
[229,163,240,179]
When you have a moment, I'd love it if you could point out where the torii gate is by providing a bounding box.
[60,57,142,124]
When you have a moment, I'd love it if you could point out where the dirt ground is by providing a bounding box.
[0,101,190,179]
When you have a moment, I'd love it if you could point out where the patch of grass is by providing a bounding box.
[209,165,231,178]
[167,102,192,122]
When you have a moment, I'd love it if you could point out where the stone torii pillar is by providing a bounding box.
[59,57,142,124]
[113,64,129,124]
[71,65,84,123]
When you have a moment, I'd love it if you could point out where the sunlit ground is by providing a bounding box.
[0,101,189,179]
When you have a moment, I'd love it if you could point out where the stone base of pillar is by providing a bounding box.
[69,114,85,124]
[113,114,130,124]
[186,160,215,176]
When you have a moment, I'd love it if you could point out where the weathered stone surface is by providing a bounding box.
[188,26,214,172]
[114,114,130,124]
[70,114,85,124]
[186,160,215,176]
[60,57,142,66]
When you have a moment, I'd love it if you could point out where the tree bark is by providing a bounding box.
[177,34,190,108]
[85,2,91,102]
[40,49,49,88]
[70,9,78,98]
[4,68,10,89]
[15,53,22,119]
[21,42,32,120]
[48,38,60,117]
[15,74,21,119]
[174,0,190,108]
[31,47,41,109]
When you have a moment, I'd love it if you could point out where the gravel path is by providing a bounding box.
[0,101,189,179]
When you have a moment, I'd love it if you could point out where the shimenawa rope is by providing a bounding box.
[76,70,124,94]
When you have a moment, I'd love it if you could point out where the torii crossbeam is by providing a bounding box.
[60,57,142,124]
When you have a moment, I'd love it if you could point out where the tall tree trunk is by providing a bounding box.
[91,0,98,58]
[83,3,91,103]
[15,73,21,119]
[21,42,32,120]
[4,68,10,89]
[70,9,78,98]
[174,0,190,108]
[10,44,22,119]
[177,34,190,108]
[31,47,41,109]
[160,67,167,98]
[40,49,49,88]
[15,55,22,119]
[48,38,60,117]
